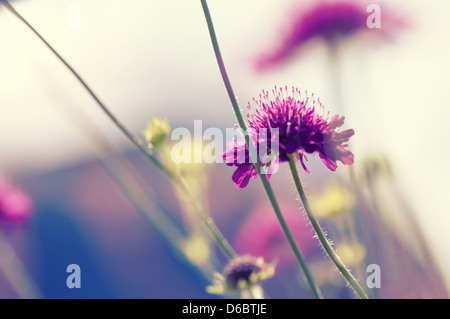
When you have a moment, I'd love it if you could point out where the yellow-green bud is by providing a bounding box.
[143,117,170,149]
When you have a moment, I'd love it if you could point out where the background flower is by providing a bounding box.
[0,179,32,226]
[234,206,320,271]
[255,0,408,71]
[207,255,275,298]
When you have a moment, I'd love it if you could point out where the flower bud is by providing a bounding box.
[143,117,170,149]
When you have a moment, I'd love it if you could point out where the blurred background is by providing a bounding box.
[0,0,449,298]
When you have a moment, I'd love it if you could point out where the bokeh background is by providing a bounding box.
[1,0,449,298]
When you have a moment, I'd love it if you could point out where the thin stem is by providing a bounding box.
[200,0,322,299]
[329,40,373,293]
[259,175,323,299]
[287,154,369,299]
[3,0,236,261]
[199,0,246,131]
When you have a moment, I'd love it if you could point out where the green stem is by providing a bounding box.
[199,1,246,131]
[200,0,322,299]
[287,154,369,299]
[259,175,323,299]
[2,0,236,261]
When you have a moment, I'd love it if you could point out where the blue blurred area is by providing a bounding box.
[3,153,215,299]
[33,207,113,298]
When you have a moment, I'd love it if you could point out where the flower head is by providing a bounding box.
[223,87,354,188]
[206,255,275,296]
[256,0,407,71]
[0,179,33,226]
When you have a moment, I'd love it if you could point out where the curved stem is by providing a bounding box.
[287,154,369,299]
[2,0,236,261]
[200,0,322,299]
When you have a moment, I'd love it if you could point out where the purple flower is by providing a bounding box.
[256,0,407,71]
[223,87,354,188]
[0,179,33,226]
[206,255,276,295]
[224,256,266,289]
[222,128,280,188]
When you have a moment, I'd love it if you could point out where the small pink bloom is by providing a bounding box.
[0,179,33,225]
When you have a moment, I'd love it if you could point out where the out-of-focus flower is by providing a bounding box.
[0,179,33,226]
[206,255,275,298]
[335,242,366,266]
[256,0,407,71]
[223,86,354,188]
[310,183,355,217]
[234,207,319,270]
[143,116,170,149]
[182,235,211,267]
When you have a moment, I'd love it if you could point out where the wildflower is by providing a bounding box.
[256,0,407,71]
[143,116,170,149]
[0,179,33,225]
[206,255,275,298]
[310,183,355,217]
[234,207,319,270]
[183,235,211,267]
[223,87,354,188]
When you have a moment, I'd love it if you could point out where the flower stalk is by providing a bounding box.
[287,154,368,299]
[200,0,322,299]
